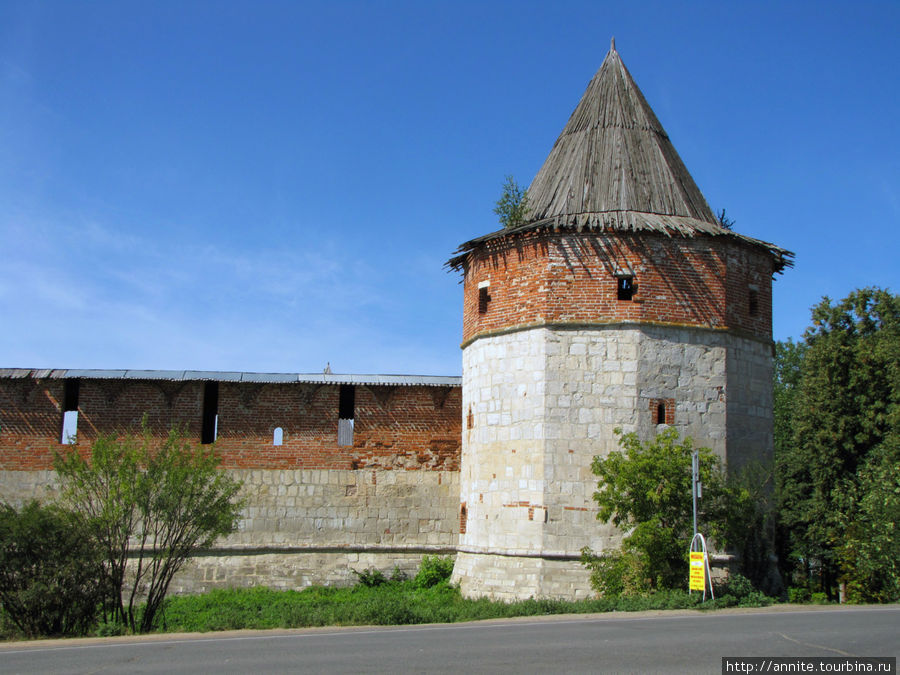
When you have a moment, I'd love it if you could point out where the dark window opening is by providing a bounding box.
[201,381,219,444]
[63,379,80,412]
[466,406,474,430]
[651,398,674,425]
[338,384,355,446]
[617,276,634,301]
[339,384,355,419]
[459,502,467,534]
[478,286,491,314]
[749,289,759,317]
[61,379,80,444]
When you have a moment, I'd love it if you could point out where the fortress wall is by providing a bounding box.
[0,377,462,591]
[0,378,460,472]
[172,466,460,593]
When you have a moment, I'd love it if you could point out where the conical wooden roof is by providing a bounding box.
[526,39,718,230]
[449,41,793,273]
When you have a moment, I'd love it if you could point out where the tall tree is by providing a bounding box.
[779,288,900,598]
[55,424,245,633]
[773,338,806,580]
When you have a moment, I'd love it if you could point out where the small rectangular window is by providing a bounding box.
[478,286,490,314]
[201,381,219,444]
[60,379,80,444]
[651,398,674,425]
[338,384,355,446]
[748,288,759,317]
[617,276,634,301]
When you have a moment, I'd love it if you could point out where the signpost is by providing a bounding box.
[689,450,714,600]
[689,551,706,591]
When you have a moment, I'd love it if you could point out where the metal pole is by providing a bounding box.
[691,450,698,537]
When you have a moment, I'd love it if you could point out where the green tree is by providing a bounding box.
[494,175,530,229]
[588,428,727,591]
[779,288,900,598]
[55,424,245,633]
[773,338,806,581]
[836,437,900,602]
[586,428,776,595]
[0,500,107,637]
[773,339,806,462]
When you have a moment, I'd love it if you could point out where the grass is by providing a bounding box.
[0,556,774,639]
[151,581,770,634]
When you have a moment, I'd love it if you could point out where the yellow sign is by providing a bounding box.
[689,551,706,591]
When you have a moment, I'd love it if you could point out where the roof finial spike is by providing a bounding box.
[610,36,616,52]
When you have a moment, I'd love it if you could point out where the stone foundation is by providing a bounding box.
[170,549,456,595]
[451,550,593,601]
[0,467,461,593]
[456,324,772,600]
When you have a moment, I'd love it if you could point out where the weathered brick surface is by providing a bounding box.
[461,232,774,345]
[0,380,460,472]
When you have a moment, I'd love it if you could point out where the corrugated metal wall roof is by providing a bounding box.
[0,368,461,387]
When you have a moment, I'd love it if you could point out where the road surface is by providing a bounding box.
[1,605,897,674]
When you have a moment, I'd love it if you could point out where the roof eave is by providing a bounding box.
[446,215,794,274]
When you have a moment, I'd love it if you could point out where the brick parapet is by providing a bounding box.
[460,231,774,344]
[0,379,461,472]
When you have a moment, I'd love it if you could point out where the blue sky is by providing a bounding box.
[1,1,898,376]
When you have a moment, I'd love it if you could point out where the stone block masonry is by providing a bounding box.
[453,322,770,600]
[0,373,462,590]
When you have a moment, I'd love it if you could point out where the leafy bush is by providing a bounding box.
[580,547,650,597]
[712,573,773,608]
[787,586,811,603]
[390,567,409,582]
[54,423,245,633]
[587,428,777,597]
[352,567,388,587]
[413,555,454,588]
[95,620,127,637]
[0,500,107,637]
[588,428,728,592]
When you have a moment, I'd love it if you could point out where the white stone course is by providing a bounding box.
[457,325,772,600]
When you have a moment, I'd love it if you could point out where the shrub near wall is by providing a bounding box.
[0,501,107,637]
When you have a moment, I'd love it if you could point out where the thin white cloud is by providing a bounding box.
[0,212,460,374]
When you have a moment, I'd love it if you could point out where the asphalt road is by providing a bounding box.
[1,605,897,674]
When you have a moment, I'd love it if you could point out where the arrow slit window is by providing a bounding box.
[478,280,491,314]
[60,379,80,445]
[338,385,355,446]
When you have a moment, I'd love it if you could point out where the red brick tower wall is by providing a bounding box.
[461,231,774,345]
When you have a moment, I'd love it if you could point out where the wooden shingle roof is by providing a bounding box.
[527,39,717,228]
[449,40,793,273]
